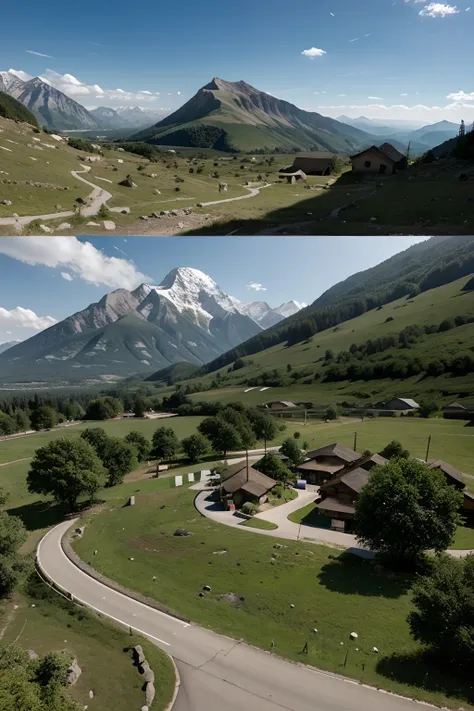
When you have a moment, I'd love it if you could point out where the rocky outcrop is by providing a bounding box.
[66,658,82,686]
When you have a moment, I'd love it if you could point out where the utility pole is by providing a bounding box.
[353,432,358,452]
[304,409,307,426]
[406,141,411,163]
[425,435,432,463]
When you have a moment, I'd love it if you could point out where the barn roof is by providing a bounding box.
[428,460,466,487]
[379,142,405,162]
[318,497,356,515]
[221,463,276,498]
[305,443,361,463]
[320,467,369,494]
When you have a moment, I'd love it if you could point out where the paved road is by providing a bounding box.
[196,489,474,557]
[0,168,112,227]
[38,521,425,711]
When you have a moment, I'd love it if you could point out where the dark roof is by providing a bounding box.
[318,497,356,515]
[351,145,396,164]
[428,460,466,487]
[379,142,405,162]
[296,151,335,159]
[268,401,297,407]
[444,402,467,409]
[221,464,276,498]
[320,467,369,494]
[364,453,388,467]
[297,460,344,474]
[305,443,361,463]
[464,491,474,502]
[279,169,306,178]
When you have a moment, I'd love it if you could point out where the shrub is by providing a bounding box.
[242,502,258,515]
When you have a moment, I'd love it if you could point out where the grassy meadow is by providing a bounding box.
[1,575,175,711]
[73,486,474,709]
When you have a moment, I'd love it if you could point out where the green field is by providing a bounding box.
[0,416,203,465]
[239,517,278,530]
[175,274,474,405]
[1,575,175,711]
[73,486,474,709]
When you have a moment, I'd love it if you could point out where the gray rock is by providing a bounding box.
[145,681,155,707]
[174,529,193,536]
[139,215,148,221]
[140,661,155,684]
[0,199,12,205]
[120,207,130,214]
[102,220,116,230]
[57,222,72,230]
[118,177,137,188]
[67,658,82,686]
[27,649,39,660]
[134,645,146,665]
[203,585,211,592]
[39,224,52,233]
[86,221,100,227]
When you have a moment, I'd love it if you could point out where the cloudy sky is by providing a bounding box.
[0,236,428,344]
[1,0,473,123]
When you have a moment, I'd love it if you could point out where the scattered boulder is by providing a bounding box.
[67,658,82,686]
[57,222,72,230]
[217,592,240,606]
[12,213,19,219]
[140,661,155,684]
[102,220,116,231]
[177,221,185,229]
[203,585,211,592]
[27,650,39,660]
[145,682,155,707]
[133,645,146,665]
[213,550,227,555]
[0,199,12,205]
[120,207,130,214]
[118,177,137,188]
[150,212,161,218]
[86,221,100,227]
[39,224,52,233]
[139,215,148,221]
[174,529,193,536]
[154,189,161,195]
[88,690,94,699]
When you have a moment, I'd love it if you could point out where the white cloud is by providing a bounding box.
[25,49,54,58]
[61,272,73,281]
[400,93,409,96]
[301,47,327,58]
[368,96,383,100]
[317,100,474,122]
[0,237,150,290]
[0,306,57,339]
[447,90,474,101]
[8,68,32,82]
[28,68,162,107]
[247,282,267,292]
[419,3,460,17]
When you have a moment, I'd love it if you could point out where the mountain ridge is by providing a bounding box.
[0,268,304,384]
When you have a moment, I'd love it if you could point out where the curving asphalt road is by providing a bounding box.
[38,520,428,711]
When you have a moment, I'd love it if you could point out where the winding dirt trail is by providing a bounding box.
[0,167,113,227]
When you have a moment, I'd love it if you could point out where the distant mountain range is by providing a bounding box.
[0,71,166,131]
[336,115,460,153]
[0,268,305,384]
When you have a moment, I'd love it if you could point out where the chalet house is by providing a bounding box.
[318,467,369,524]
[220,462,276,509]
[385,397,420,411]
[428,460,474,516]
[296,443,361,485]
[443,402,474,420]
[280,151,335,178]
[351,143,407,175]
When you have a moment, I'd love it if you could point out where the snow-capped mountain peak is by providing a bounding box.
[276,300,308,318]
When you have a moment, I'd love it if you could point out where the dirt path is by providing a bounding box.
[0,457,32,467]
[199,183,272,207]
[0,167,113,227]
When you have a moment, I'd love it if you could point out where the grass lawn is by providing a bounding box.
[1,574,175,711]
[73,486,474,709]
[0,416,204,465]
[239,517,278,530]
[452,524,474,549]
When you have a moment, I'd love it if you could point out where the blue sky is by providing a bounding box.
[0,236,428,343]
[1,0,473,123]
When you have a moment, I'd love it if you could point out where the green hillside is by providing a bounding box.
[162,273,474,407]
[0,90,38,126]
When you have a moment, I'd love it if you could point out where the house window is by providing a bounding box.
[364,160,371,168]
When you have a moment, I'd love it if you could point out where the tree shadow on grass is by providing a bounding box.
[8,498,96,532]
[317,551,412,599]
[376,651,474,706]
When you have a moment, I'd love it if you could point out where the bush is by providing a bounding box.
[242,502,258,515]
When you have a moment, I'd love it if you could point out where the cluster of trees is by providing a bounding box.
[199,237,474,370]
[27,427,152,510]
[67,137,102,154]
[353,454,473,672]
[0,643,81,711]
[196,405,279,457]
